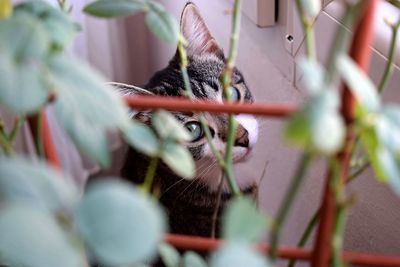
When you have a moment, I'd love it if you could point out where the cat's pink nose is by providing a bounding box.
[235,130,249,147]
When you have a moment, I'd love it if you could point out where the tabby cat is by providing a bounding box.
[116,2,259,238]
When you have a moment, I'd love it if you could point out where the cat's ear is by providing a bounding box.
[108,82,154,96]
[180,3,224,58]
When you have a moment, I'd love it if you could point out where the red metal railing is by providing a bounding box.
[35,0,400,266]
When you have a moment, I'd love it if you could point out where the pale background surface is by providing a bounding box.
[6,0,400,265]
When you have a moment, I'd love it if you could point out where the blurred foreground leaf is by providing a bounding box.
[161,142,195,179]
[15,1,78,50]
[210,243,270,267]
[84,0,147,18]
[286,90,345,155]
[223,197,268,243]
[0,158,78,212]
[145,1,179,43]
[49,56,129,167]
[75,180,166,266]
[0,204,82,267]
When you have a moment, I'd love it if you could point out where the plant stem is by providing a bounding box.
[219,0,243,197]
[178,37,226,172]
[287,210,319,267]
[178,38,195,99]
[378,19,400,93]
[34,113,45,158]
[325,1,363,83]
[8,117,23,143]
[286,157,370,267]
[295,0,316,60]
[330,158,347,267]
[269,152,312,260]
[0,130,12,156]
[142,156,160,194]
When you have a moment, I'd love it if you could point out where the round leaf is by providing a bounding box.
[182,251,208,267]
[153,110,192,142]
[49,56,130,167]
[0,158,79,212]
[298,58,325,95]
[121,120,160,157]
[0,55,49,114]
[378,147,400,195]
[286,90,345,155]
[75,180,166,266]
[0,12,49,61]
[222,197,269,243]
[84,0,147,18]
[145,2,179,43]
[161,142,195,179]
[300,0,321,18]
[0,204,82,267]
[338,55,380,113]
[210,243,270,267]
[158,243,181,267]
[15,1,77,50]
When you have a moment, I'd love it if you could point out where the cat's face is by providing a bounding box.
[116,3,258,191]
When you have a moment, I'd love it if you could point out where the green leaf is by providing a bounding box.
[286,90,345,155]
[0,13,51,114]
[300,0,321,18]
[0,158,79,212]
[145,1,179,43]
[15,1,77,50]
[377,106,400,151]
[298,58,325,94]
[161,142,195,179]
[75,180,166,266]
[84,0,147,18]
[121,120,161,157]
[378,147,400,195]
[359,126,386,181]
[0,0,12,19]
[0,12,49,61]
[210,243,270,267]
[222,197,268,243]
[0,204,82,267]
[158,243,181,267]
[153,110,192,142]
[0,54,49,114]
[182,251,208,267]
[49,56,130,167]
[337,55,380,113]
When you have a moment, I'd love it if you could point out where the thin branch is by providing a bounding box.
[269,152,313,260]
[211,173,224,238]
[8,117,23,143]
[294,0,317,60]
[378,18,400,93]
[142,156,160,194]
[219,0,243,197]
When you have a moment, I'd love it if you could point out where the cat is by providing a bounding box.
[116,2,259,238]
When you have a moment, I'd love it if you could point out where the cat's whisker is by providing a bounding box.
[159,177,186,199]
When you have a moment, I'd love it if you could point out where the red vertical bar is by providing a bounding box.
[41,111,61,169]
[28,110,61,169]
[311,1,377,266]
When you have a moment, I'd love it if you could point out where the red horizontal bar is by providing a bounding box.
[165,234,400,267]
[124,95,297,117]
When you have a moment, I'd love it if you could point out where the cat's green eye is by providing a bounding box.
[185,121,204,142]
[228,86,241,102]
